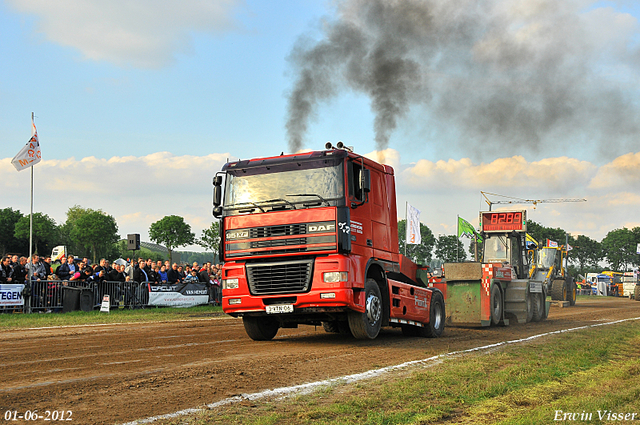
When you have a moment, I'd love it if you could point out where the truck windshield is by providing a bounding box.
[483,235,509,263]
[536,248,557,269]
[224,161,344,215]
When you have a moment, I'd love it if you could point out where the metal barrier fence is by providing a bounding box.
[1,280,150,313]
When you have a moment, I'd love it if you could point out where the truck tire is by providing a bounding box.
[568,278,577,306]
[551,279,567,301]
[322,321,351,335]
[348,279,383,340]
[490,284,503,326]
[422,291,445,338]
[532,292,545,322]
[525,288,534,323]
[243,316,279,341]
[635,285,640,302]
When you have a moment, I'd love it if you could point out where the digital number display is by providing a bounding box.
[481,211,525,232]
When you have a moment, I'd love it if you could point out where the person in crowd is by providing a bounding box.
[177,265,186,281]
[184,269,199,283]
[93,258,106,274]
[198,263,210,283]
[87,269,106,284]
[1,256,13,283]
[157,265,168,284]
[164,260,171,271]
[145,259,156,282]
[108,264,126,282]
[78,262,94,281]
[133,259,150,282]
[192,262,200,272]
[167,263,181,284]
[26,255,47,281]
[10,254,19,269]
[156,260,163,270]
[124,260,135,281]
[42,256,53,276]
[56,255,77,280]
[12,256,28,284]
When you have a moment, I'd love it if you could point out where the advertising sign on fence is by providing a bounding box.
[0,284,25,306]
[148,283,209,307]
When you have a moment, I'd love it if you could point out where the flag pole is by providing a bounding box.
[27,112,34,313]
[456,215,459,262]
[404,201,408,256]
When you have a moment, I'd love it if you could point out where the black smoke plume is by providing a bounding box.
[285,0,640,159]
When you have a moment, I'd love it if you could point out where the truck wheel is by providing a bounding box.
[422,291,445,338]
[635,285,640,302]
[348,279,383,340]
[532,292,545,322]
[490,284,503,326]
[568,279,577,306]
[243,316,279,341]
[525,288,534,323]
[322,321,351,335]
[551,279,567,301]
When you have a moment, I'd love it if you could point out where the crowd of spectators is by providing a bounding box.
[1,255,223,304]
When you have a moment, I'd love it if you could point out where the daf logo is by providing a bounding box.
[226,231,249,240]
[309,224,335,232]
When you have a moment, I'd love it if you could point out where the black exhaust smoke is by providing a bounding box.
[285,0,640,159]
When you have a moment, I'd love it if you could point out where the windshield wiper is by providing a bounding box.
[259,198,297,210]
[287,193,328,206]
[225,202,266,213]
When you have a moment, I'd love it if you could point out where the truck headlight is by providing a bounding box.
[223,278,239,289]
[323,272,348,283]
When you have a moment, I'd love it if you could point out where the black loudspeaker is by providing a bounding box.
[79,289,94,312]
[127,233,140,250]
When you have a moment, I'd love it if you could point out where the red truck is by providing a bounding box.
[213,143,445,340]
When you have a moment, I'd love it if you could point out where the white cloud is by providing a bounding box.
[402,155,596,194]
[589,152,640,190]
[6,0,242,68]
[1,152,229,249]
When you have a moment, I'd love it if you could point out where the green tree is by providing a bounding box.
[0,207,24,255]
[570,234,602,275]
[71,210,119,264]
[397,219,436,264]
[14,212,58,255]
[435,235,467,263]
[149,215,195,262]
[198,221,221,257]
[601,228,636,270]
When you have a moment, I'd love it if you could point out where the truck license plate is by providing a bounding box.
[266,304,294,314]
[529,281,543,293]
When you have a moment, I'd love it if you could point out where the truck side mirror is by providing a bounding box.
[361,169,370,193]
[213,175,223,209]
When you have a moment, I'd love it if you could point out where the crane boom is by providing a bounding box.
[481,191,587,210]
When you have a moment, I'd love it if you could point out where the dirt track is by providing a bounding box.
[1,297,639,425]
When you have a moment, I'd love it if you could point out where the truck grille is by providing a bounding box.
[250,224,307,238]
[246,259,313,295]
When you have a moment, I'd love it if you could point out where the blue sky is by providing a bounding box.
[2,0,640,252]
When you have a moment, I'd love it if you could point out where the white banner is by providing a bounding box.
[637,243,640,255]
[0,284,25,306]
[12,120,41,171]
[148,284,209,308]
[406,203,421,245]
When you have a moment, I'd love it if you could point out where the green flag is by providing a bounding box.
[458,216,482,242]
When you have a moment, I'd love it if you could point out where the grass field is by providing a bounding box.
[0,305,224,329]
[160,319,640,425]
